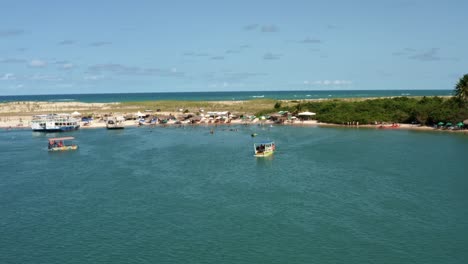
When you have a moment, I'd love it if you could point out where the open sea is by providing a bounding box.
[0,89,453,103]
[1,125,467,263]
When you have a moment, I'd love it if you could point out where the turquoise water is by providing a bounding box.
[0,90,453,103]
[1,126,467,263]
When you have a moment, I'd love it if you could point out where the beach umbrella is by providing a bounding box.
[445,122,452,126]
[457,122,464,127]
[71,111,81,116]
[437,122,444,126]
[464,119,468,125]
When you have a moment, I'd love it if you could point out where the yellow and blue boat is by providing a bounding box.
[48,137,78,152]
[254,141,275,157]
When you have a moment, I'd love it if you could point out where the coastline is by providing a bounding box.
[2,115,466,134]
[0,100,466,134]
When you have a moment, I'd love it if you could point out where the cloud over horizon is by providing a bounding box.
[408,48,442,61]
[29,59,47,67]
[303,80,352,86]
[260,25,279,33]
[58,40,76,45]
[0,58,27,64]
[87,63,184,78]
[90,41,112,47]
[242,24,279,33]
[0,29,25,37]
[0,73,16,80]
[263,52,281,60]
[300,37,322,44]
[393,47,446,61]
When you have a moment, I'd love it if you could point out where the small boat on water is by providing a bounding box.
[31,114,80,132]
[106,117,125,129]
[48,137,78,152]
[254,141,275,157]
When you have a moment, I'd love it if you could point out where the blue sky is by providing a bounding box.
[0,0,467,95]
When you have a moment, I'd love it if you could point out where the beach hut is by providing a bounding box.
[297,111,316,120]
[298,111,316,116]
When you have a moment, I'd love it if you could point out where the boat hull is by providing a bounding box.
[254,151,274,157]
[48,145,78,152]
[33,125,80,132]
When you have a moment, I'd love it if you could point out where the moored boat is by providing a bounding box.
[254,141,275,157]
[106,117,125,129]
[31,114,80,132]
[48,137,78,152]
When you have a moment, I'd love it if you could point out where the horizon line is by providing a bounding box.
[0,88,454,97]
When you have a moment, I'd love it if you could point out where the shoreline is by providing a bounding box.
[1,118,467,134]
[0,100,466,134]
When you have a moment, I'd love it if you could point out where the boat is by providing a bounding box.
[48,137,78,151]
[106,117,125,129]
[254,141,275,157]
[31,114,80,132]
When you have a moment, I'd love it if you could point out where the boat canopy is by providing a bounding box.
[48,137,75,142]
[254,141,274,145]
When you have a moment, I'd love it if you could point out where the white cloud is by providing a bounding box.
[261,25,279,33]
[29,59,47,67]
[62,63,74,69]
[263,52,281,60]
[30,74,62,81]
[304,80,352,86]
[0,73,15,80]
[84,75,104,81]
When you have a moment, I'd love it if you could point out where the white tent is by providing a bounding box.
[71,111,81,116]
[297,112,316,116]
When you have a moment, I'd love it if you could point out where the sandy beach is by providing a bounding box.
[0,100,466,133]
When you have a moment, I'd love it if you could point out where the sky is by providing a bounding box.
[0,0,467,95]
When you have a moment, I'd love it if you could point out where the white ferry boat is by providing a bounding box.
[31,114,80,132]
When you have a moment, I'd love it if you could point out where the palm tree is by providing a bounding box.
[455,74,468,101]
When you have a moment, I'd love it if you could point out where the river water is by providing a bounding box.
[1,125,467,263]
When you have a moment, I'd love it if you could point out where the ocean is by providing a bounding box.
[1,125,467,263]
[0,90,453,103]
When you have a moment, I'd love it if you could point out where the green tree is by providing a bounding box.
[455,74,468,101]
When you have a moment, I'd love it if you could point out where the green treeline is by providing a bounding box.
[270,97,468,125]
